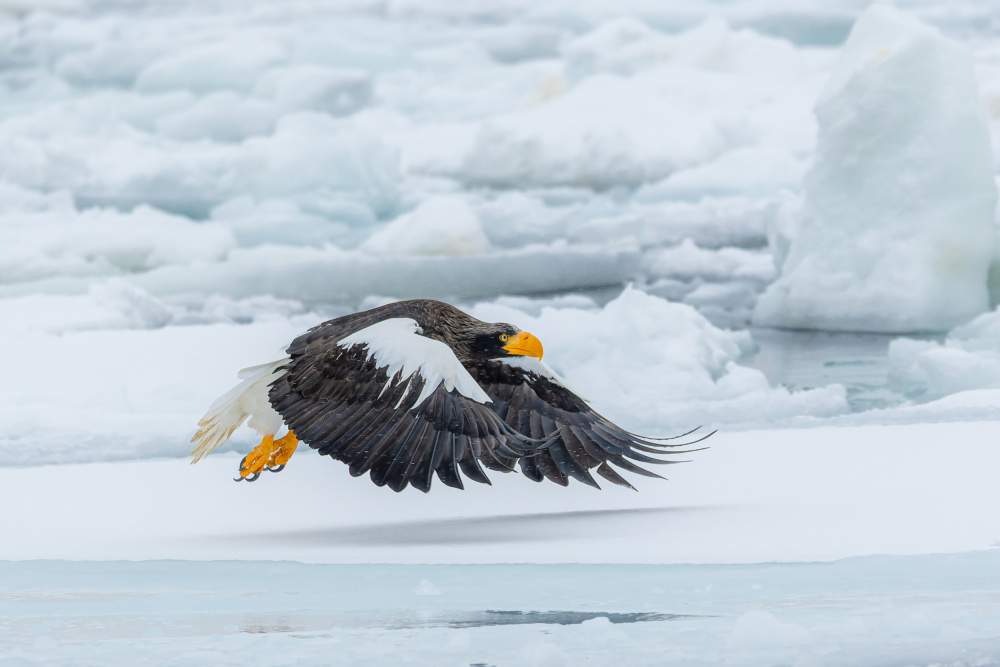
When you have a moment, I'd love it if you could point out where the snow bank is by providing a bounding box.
[755,6,997,333]
[472,288,847,434]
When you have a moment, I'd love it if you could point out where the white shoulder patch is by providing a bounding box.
[337,318,491,408]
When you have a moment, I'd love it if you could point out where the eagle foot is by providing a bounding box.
[234,435,275,482]
[233,431,299,482]
[266,431,298,472]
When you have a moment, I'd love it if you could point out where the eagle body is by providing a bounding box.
[191,299,701,492]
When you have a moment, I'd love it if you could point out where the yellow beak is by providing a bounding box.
[503,330,544,359]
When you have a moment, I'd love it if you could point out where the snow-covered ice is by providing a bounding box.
[4,0,1000,663]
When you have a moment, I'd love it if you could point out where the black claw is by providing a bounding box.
[266,464,285,473]
[239,455,249,470]
[244,472,260,482]
[233,476,243,482]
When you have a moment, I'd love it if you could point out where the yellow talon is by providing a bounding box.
[267,431,299,470]
[236,431,299,481]
[238,435,276,480]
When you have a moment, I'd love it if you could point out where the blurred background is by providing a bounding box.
[3,0,1000,464]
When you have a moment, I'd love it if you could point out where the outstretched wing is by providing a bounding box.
[269,317,540,492]
[467,358,708,490]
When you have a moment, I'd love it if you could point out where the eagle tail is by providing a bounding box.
[189,359,287,464]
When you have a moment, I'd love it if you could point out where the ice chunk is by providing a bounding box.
[473,24,564,63]
[55,39,169,87]
[0,109,401,221]
[640,240,776,284]
[564,16,813,84]
[221,113,402,220]
[89,279,173,329]
[154,92,276,142]
[135,35,287,94]
[563,16,667,83]
[210,196,359,248]
[0,202,236,284]
[889,306,1000,399]
[755,6,998,333]
[123,243,638,305]
[361,197,491,256]
[456,18,827,191]
[572,196,772,250]
[459,73,724,188]
[255,66,373,116]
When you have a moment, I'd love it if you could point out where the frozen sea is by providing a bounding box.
[4,0,1000,664]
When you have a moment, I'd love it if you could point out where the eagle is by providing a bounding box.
[190,299,709,492]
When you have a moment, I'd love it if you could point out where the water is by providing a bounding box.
[4,555,999,665]
[746,327,942,412]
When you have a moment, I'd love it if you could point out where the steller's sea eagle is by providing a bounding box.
[190,299,709,491]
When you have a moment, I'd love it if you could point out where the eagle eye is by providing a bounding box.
[499,334,509,342]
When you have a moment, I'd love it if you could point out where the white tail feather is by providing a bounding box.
[189,358,287,463]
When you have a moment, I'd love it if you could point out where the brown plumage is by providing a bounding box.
[262,299,709,492]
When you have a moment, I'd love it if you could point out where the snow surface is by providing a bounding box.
[4,0,1000,663]
[4,420,1000,564]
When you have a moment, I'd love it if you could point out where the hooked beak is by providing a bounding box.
[503,331,544,360]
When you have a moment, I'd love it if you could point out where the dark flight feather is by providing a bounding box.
[268,299,706,492]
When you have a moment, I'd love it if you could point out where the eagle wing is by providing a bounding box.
[268,317,542,492]
[467,358,708,490]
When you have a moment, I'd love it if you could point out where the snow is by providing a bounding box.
[4,0,1000,662]
[755,5,998,333]
[4,420,1000,563]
